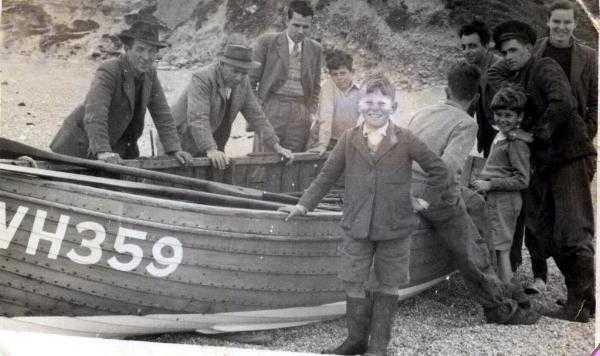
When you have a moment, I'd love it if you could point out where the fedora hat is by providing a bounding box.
[118,21,169,48]
[220,45,260,70]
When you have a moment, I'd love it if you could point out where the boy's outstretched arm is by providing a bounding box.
[281,132,348,220]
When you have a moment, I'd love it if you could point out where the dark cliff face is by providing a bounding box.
[2,0,597,87]
[443,0,597,47]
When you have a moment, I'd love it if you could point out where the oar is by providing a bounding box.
[0,137,301,204]
[0,163,290,211]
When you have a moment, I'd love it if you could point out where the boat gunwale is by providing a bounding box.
[0,174,342,242]
[0,171,341,220]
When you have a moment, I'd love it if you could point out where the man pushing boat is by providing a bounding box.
[50,21,193,166]
[171,44,293,170]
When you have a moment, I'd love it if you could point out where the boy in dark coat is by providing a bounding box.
[280,74,449,356]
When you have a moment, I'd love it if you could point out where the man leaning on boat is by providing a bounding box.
[171,44,294,170]
[49,21,193,166]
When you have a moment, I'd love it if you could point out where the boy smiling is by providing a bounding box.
[281,74,448,356]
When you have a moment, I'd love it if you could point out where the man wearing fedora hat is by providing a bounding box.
[488,20,596,323]
[50,21,193,165]
[249,0,322,153]
[171,45,293,169]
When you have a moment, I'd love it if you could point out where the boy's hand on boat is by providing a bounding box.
[97,152,123,165]
[307,144,328,157]
[207,149,230,170]
[278,204,307,221]
[273,144,294,165]
[171,150,194,166]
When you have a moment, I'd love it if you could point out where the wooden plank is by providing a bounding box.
[230,164,248,187]
[281,162,300,193]
[264,164,283,193]
[244,165,267,190]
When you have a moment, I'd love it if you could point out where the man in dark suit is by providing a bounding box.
[171,45,293,169]
[250,0,322,153]
[50,21,192,165]
[458,19,502,157]
[488,20,596,322]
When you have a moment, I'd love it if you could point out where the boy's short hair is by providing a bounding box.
[325,49,353,71]
[361,73,395,100]
[458,20,491,46]
[547,0,575,18]
[447,61,481,101]
[288,0,314,19]
[490,84,528,112]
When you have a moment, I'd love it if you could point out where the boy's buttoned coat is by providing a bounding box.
[50,55,181,158]
[299,124,449,241]
[250,32,322,113]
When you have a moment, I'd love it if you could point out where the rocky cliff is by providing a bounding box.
[2,0,597,89]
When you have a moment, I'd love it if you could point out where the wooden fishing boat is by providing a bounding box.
[0,151,463,338]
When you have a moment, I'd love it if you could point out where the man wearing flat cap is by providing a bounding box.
[488,20,596,323]
[50,21,193,166]
[171,45,293,169]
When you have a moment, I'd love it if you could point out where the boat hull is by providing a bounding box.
[0,156,459,337]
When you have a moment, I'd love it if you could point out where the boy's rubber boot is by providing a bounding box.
[321,295,371,355]
[364,292,398,356]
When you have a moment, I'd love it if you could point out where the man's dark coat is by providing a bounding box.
[50,55,181,158]
[533,37,598,139]
[473,51,502,156]
[487,57,596,169]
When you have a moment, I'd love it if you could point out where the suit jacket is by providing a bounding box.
[488,57,596,168]
[533,37,598,139]
[473,51,502,156]
[250,32,322,113]
[299,123,449,240]
[50,55,181,158]
[171,63,279,155]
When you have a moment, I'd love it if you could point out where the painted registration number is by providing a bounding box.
[0,201,183,277]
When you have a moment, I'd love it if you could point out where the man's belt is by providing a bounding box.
[270,93,305,102]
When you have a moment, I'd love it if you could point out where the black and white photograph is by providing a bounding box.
[0,0,597,354]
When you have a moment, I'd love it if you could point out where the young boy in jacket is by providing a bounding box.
[280,74,449,356]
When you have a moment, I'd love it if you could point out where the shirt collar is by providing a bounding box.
[361,120,390,137]
[286,32,302,54]
[344,81,360,94]
[491,126,508,142]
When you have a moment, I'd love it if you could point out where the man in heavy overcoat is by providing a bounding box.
[50,21,192,165]
[171,45,293,169]
[249,0,322,153]
[521,0,598,295]
[488,20,596,322]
